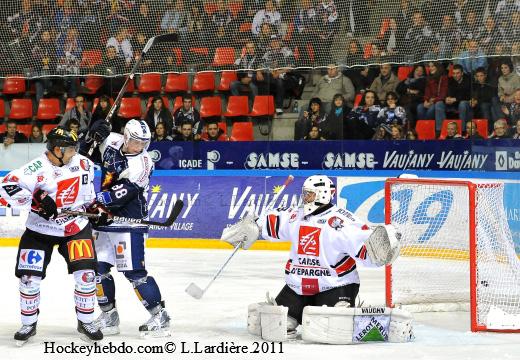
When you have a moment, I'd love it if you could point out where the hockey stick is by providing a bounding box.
[87,33,178,155]
[61,199,183,229]
[185,175,294,300]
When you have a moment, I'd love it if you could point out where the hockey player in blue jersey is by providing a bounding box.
[81,119,170,337]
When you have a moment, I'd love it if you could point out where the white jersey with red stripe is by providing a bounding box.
[258,205,378,295]
[0,153,95,237]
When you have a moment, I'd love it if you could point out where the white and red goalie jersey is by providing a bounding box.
[258,205,378,295]
[0,154,95,236]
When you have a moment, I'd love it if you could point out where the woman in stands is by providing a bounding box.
[396,64,426,127]
[416,62,448,133]
[344,90,381,139]
[377,91,407,128]
[144,96,174,137]
[294,98,328,140]
[325,94,351,140]
[90,95,111,129]
[390,124,405,140]
[28,125,46,143]
[152,123,173,142]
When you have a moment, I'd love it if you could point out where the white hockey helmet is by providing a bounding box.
[301,175,336,216]
[123,119,151,153]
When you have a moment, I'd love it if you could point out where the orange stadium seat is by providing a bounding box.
[81,50,103,68]
[83,75,105,95]
[165,73,189,93]
[199,96,222,118]
[138,73,162,93]
[398,66,413,81]
[414,120,436,140]
[218,122,227,134]
[230,122,254,141]
[117,97,142,119]
[172,48,183,66]
[473,119,489,139]
[0,99,5,118]
[42,124,58,134]
[204,3,218,15]
[16,124,33,138]
[439,119,462,139]
[217,71,238,92]
[36,98,61,121]
[229,1,244,17]
[223,96,249,117]
[239,22,252,32]
[8,99,33,120]
[354,94,363,107]
[249,96,274,117]
[2,76,26,95]
[192,72,216,92]
[212,47,236,67]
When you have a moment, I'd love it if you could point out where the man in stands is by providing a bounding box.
[1,119,28,147]
[470,67,499,129]
[172,95,202,139]
[370,63,400,104]
[230,40,261,105]
[106,27,133,67]
[201,121,229,141]
[441,121,463,140]
[311,64,355,111]
[445,64,472,127]
[59,95,91,131]
[172,122,198,142]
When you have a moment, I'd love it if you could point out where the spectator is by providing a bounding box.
[90,95,111,128]
[0,120,28,147]
[487,42,510,87]
[489,118,511,138]
[369,63,400,104]
[293,97,327,140]
[59,95,91,131]
[106,27,133,66]
[172,95,202,138]
[144,96,174,136]
[464,120,484,139]
[172,121,198,141]
[460,10,481,42]
[441,121,463,139]
[501,89,520,124]
[137,2,155,39]
[55,0,78,39]
[78,0,102,50]
[152,122,173,142]
[478,16,503,55]
[187,3,207,46]
[98,46,127,95]
[325,94,351,140]
[404,10,432,61]
[341,38,363,67]
[315,0,339,60]
[390,124,405,140]
[470,67,500,126]
[201,121,229,141]
[303,125,326,140]
[212,0,233,33]
[377,91,407,127]
[345,90,381,139]
[435,14,461,59]
[512,119,520,139]
[406,129,418,140]
[396,64,426,127]
[252,0,282,36]
[372,125,391,140]
[444,64,472,126]
[255,23,274,53]
[56,26,82,98]
[498,61,520,104]
[231,41,262,104]
[293,0,317,66]
[512,41,520,75]
[32,30,57,104]
[66,118,80,133]
[417,62,449,132]
[161,0,189,37]
[457,39,488,74]
[28,124,46,143]
[311,64,355,109]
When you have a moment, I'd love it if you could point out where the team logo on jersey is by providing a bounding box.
[289,212,298,223]
[328,216,344,230]
[37,175,44,183]
[2,174,19,183]
[80,159,90,171]
[67,239,94,262]
[56,177,80,207]
[18,249,45,272]
[298,226,321,256]
[53,169,63,178]
[69,166,80,172]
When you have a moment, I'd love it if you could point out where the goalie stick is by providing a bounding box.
[87,33,178,155]
[61,200,184,229]
[185,175,294,300]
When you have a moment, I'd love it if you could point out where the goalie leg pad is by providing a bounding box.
[302,306,414,344]
[247,302,266,336]
[259,304,289,342]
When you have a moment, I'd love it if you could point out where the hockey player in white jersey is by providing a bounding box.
[222,175,404,342]
[81,119,170,337]
[0,127,109,345]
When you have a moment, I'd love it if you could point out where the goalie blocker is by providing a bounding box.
[248,302,414,344]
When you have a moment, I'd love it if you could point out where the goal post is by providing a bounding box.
[384,178,520,332]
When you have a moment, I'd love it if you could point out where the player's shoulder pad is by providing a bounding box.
[105,132,124,148]
[120,151,153,187]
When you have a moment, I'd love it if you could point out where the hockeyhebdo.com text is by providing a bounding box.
[43,340,284,356]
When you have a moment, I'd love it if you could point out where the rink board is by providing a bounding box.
[0,170,519,255]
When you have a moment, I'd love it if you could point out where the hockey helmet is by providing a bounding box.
[301,175,336,216]
[46,126,79,152]
[123,119,151,153]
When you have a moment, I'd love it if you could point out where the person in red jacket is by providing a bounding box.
[416,62,448,133]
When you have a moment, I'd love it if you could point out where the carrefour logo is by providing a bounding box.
[496,151,520,171]
[18,249,45,272]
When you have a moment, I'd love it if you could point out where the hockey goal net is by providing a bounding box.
[385,178,520,332]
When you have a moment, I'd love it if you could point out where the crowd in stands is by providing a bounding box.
[0,0,520,145]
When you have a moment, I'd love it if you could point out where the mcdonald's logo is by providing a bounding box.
[67,239,94,262]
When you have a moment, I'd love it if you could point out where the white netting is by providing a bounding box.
[386,179,520,331]
[0,0,518,78]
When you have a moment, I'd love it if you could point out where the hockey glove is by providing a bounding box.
[89,120,111,143]
[221,214,260,250]
[86,202,113,227]
[32,189,58,220]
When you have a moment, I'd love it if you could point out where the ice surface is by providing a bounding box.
[1,247,519,360]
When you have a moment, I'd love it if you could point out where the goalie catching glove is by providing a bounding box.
[221,214,260,250]
[364,224,401,266]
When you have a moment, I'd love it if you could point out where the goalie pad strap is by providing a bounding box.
[302,306,413,344]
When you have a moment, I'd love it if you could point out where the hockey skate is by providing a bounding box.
[139,302,171,338]
[14,322,37,347]
[93,308,120,335]
[77,320,103,343]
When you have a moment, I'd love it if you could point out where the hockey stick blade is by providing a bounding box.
[185,283,204,299]
[143,33,178,53]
